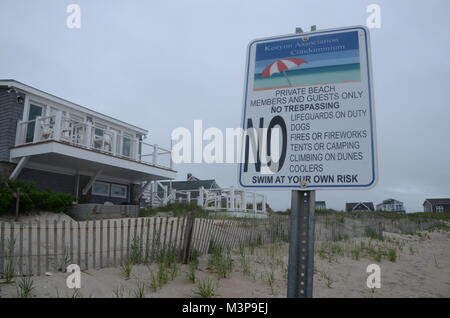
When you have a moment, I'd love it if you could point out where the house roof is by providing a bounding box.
[380,198,403,205]
[423,198,450,206]
[161,179,220,191]
[346,202,374,211]
[0,79,148,135]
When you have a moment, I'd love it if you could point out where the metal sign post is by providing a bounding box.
[286,26,317,299]
[287,189,315,298]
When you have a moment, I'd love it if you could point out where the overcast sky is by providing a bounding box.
[1,0,449,212]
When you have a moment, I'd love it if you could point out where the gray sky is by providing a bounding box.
[1,0,449,212]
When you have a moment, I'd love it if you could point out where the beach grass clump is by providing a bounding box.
[120,259,133,280]
[147,265,169,292]
[148,270,159,292]
[16,276,34,298]
[364,226,383,240]
[158,249,179,281]
[369,247,383,263]
[187,262,197,284]
[194,278,216,298]
[61,244,72,272]
[208,246,233,279]
[187,253,199,283]
[130,236,143,264]
[2,239,16,283]
[133,280,146,298]
[2,257,16,284]
[148,249,180,291]
[157,261,169,286]
[387,249,397,262]
[112,285,125,298]
[239,252,251,276]
[319,271,333,288]
[262,270,276,294]
[141,202,208,218]
[350,246,361,260]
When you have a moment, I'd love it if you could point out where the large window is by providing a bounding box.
[111,184,127,199]
[92,181,110,197]
[436,205,444,213]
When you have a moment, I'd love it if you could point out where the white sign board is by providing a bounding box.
[239,26,377,190]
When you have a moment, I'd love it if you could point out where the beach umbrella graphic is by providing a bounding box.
[260,58,307,86]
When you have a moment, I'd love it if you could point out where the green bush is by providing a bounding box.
[0,186,14,212]
[0,180,75,213]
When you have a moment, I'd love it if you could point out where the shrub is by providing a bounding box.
[0,180,75,214]
[0,186,14,212]
[0,181,34,213]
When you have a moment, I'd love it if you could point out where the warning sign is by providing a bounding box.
[239,26,377,190]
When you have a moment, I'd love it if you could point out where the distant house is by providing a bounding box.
[345,202,374,212]
[161,173,220,201]
[315,201,326,210]
[376,199,405,213]
[423,198,450,213]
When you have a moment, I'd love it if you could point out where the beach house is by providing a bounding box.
[345,202,375,212]
[376,199,405,213]
[0,80,176,214]
[423,198,450,213]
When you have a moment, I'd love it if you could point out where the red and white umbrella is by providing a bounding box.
[260,57,307,86]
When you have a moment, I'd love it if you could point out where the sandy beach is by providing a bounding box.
[1,229,448,298]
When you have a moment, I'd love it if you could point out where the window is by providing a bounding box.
[93,123,106,149]
[436,205,444,213]
[110,128,121,154]
[92,181,110,196]
[111,184,127,199]
[122,133,132,158]
[26,103,44,142]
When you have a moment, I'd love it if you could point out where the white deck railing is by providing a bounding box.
[143,182,267,215]
[14,113,173,170]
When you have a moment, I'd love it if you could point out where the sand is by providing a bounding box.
[0,230,448,298]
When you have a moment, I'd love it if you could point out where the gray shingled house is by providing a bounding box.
[423,198,450,213]
[345,202,375,212]
[0,80,176,208]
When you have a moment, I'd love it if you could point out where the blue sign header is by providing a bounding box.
[255,31,359,62]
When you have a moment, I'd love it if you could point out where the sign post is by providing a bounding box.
[239,25,376,298]
[287,189,315,297]
[286,26,317,299]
